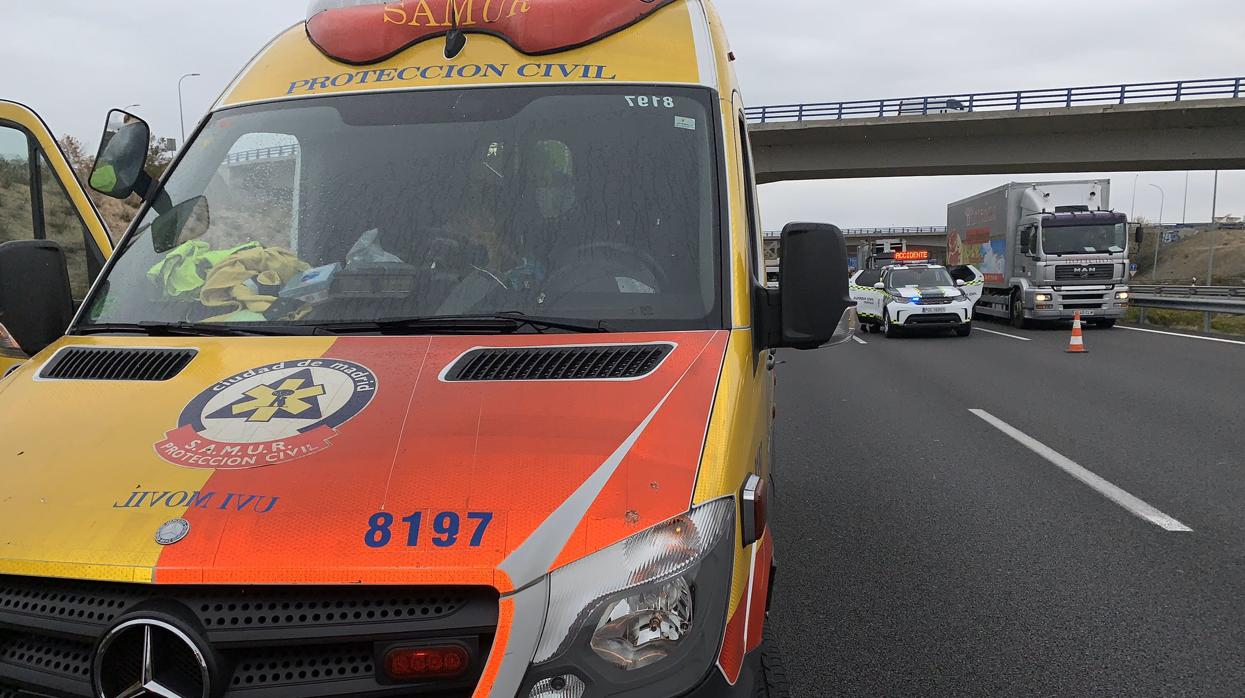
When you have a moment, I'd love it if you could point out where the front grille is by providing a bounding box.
[446,343,674,382]
[905,313,961,324]
[0,631,92,681]
[40,347,197,381]
[0,575,497,697]
[1055,265,1114,281]
[915,297,953,305]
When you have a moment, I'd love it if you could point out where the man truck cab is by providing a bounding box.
[0,101,113,376]
[0,2,854,697]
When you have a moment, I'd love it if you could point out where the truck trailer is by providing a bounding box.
[946,180,1131,328]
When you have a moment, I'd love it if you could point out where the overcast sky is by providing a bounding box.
[4,0,1244,227]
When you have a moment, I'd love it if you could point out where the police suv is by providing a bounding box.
[851,263,983,337]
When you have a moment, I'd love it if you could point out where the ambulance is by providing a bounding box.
[0,2,855,697]
[851,253,983,337]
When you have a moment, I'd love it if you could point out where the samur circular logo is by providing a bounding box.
[155,359,377,469]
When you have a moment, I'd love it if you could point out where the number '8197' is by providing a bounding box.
[364,511,494,549]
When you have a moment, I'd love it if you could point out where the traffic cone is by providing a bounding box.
[1066,312,1088,354]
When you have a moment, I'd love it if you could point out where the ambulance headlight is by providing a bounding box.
[525,498,735,693]
[890,295,911,304]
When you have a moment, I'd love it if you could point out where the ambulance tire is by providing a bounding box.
[755,623,792,698]
[883,313,901,338]
[955,323,972,337]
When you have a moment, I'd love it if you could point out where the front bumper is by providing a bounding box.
[892,303,972,327]
[1027,286,1129,319]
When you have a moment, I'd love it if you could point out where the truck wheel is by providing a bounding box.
[955,323,972,337]
[1095,319,1116,328]
[754,623,792,698]
[1009,295,1029,330]
[883,313,901,338]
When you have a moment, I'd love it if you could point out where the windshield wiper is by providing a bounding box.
[74,322,317,337]
[313,313,610,336]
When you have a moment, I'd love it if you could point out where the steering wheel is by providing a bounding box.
[542,241,669,305]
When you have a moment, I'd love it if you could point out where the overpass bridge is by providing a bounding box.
[745,77,1245,182]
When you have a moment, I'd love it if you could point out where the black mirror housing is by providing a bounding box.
[1134,225,1145,245]
[0,240,74,355]
[151,196,212,253]
[89,109,152,200]
[757,223,855,350]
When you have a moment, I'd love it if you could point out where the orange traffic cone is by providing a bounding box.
[1066,312,1088,353]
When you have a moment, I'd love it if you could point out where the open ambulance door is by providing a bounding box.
[0,101,111,376]
[849,268,885,326]
[948,264,985,304]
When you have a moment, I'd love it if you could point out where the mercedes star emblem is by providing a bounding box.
[155,518,190,546]
[93,618,210,698]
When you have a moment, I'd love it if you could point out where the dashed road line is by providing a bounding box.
[1118,325,1245,346]
[969,409,1192,532]
[974,327,1032,341]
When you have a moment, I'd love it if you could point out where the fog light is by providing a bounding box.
[1115,291,1130,300]
[1037,304,1054,310]
[1035,293,1053,302]
[589,577,693,670]
[529,674,586,698]
[383,645,469,680]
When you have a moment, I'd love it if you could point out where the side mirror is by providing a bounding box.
[1134,226,1144,245]
[873,282,885,290]
[89,109,151,200]
[0,240,74,355]
[757,223,855,350]
[151,196,211,253]
[956,279,966,287]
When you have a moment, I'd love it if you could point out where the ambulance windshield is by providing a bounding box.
[81,87,722,333]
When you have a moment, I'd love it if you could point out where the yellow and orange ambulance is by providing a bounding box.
[0,2,854,696]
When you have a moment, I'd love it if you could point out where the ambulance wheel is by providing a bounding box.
[754,623,791,698]
[883,314,901,338]
[955,323,972,337]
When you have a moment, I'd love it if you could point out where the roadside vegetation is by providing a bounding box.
[1125,307,1245,336]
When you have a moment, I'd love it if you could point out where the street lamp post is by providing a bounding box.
[177,72,201,145]
[1148,183,1165,282]
[1207,170,1219,286]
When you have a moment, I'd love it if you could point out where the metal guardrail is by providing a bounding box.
[745,76,1245,123]
[226,144,301,164]
[1127,285,1245,315]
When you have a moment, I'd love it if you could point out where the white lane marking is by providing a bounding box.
[975,327,1032,341]
[1118,325,1245,346]
[969,409,1192,532]
[852,335,868,345]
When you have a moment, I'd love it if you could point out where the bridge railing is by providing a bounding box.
[226,143,301,165]
[764,227,947,239]
[745,77,1245,124]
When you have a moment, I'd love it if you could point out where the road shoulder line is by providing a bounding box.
[1118,325,1245,346]
[974,327,1031,341]
[969,409,1192,532]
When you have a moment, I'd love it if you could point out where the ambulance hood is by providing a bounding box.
[0,332,728,590]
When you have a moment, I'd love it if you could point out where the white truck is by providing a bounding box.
[946,180,1131,328]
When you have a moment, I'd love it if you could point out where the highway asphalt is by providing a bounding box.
[767,320,1244,697]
